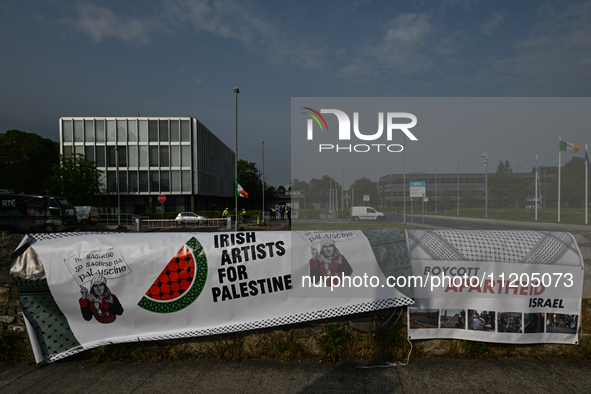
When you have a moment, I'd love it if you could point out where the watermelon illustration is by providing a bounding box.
[137,236,208,313]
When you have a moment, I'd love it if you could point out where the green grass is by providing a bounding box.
[434,207,591,225]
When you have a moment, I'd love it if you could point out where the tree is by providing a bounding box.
[46,154,103,205]
[309,175,337,208]
[545,157,590,208]
[0,130,59,194]
[496,160,512,174]
[461,185,478,207]
[488,172,531,208]
[439,187,452,210]
[350,177,378,206]
[291,179,310,194]
[237,159,276,209]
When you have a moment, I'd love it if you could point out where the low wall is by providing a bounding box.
[2,233,591,361]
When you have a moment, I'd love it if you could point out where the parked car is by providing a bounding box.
[350,206,386,221]
[175,212,207,221]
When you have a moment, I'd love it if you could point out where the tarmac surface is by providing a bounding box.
[2,357,591,393]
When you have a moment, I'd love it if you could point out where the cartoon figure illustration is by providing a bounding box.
[79,273,124,324]
[309,238,353,286]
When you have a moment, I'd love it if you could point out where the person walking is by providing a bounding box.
[286,206,291,227]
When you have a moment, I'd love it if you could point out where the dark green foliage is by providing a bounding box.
[546,157,590,208]
[0,130,59,194]
[45,154,103,205]
[316,324,348,362]
[488,172,532,208]
[350,177,378,206]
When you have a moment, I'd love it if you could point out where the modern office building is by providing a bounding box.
[378,166,558,210]
[59,117,235,214]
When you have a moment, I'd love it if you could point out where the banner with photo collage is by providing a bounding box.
[406,230,584,345]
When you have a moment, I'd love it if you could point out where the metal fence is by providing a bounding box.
[145,218,229,229]
[98,213,140,226]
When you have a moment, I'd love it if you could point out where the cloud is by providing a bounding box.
[367,13,433,74]
[480,10,509,36]
[488,1,591,95]
[161,0,328,68]
[72,3,158,44]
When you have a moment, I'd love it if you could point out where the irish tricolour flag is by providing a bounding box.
[236,181,249,198]
[559,141,580,153]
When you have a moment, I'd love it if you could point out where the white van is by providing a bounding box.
[75,206,99,225]
[350,206,386,221]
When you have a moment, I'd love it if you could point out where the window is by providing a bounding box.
[181,120,190,141]
[117,120,127,142]
[159,120,168,142]
[107,120,116,142]
[181,146,191,167]
[96,146,105,167]
[63,146,73,158]
[149,146,159,167]
[139,120,148,142]
[182,170,191,192]
[119,171,128,193]
[150,171,160,192]
[128,145,138,167]
[85,146,94,162]
[96,120,105,142]
[107,171,116,193]
[128,171,138,193]
[139,171,148,192]
[160,146,169,167]
[160,171,170,192]
[171,171,181,192]
[139,146,148,167]
[148,120,158,142]
[85,120,94,142]
[63,120,73,142]
[170,120,180,142]
[74,120,83,142]
[171,145,180,167]
[117,146,127,167]
[128,120,137,142]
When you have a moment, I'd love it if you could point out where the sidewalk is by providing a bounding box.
[2,357,590,393]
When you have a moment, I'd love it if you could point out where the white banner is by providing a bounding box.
[406,230,584,344]
[12,230,412,363]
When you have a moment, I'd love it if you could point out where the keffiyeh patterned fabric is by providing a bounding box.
[406,230,581,266]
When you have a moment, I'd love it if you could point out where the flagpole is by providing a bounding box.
[586,144,588,225]
[535,154,538,221]
[558,136,561,223]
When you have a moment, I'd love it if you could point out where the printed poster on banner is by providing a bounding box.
[11,230,413,364]
[405,230,584,344]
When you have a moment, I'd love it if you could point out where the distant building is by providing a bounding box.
[378,167,557,209]
[59,117,234,214]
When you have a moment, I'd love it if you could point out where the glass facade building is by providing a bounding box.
[60,117,234,214]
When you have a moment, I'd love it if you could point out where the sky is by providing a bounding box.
[2,0,591,188]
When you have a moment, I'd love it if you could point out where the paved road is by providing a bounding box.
[2,357,590,393]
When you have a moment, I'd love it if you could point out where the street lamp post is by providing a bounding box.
[234,87,239,232]
[542,169,546,208]
[341,167,345,210]
[483,152,488,219]
[114,147,121,227]
[335,171,338,218]
[390,175,393,208]
[262,140,265,225]
[454,157,460,216]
